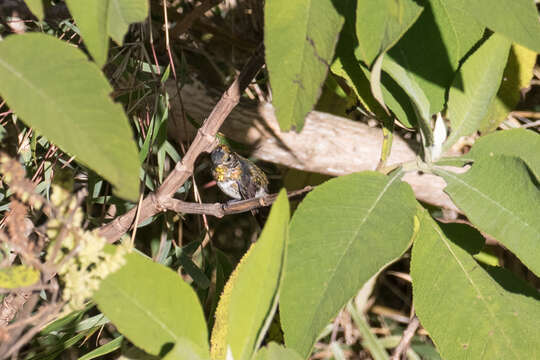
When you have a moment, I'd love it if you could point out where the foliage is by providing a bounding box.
[0,0,539,359]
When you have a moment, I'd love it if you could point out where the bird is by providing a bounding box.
[210,144,268,201]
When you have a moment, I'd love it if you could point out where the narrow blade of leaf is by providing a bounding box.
[0,34,140,201]
[78,336,124,360]
[411,212,540,359]
[281,171,417,357]
[435,155,540,276]
[382,57,433,147]
[93,251,209,359]
[265,0,344,131]
[65,0,109,67]
[210,190,289,360]
[444,33,511,150]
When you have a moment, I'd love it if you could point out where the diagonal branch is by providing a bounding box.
[98,45,265,242]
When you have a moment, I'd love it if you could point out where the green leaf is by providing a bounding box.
[281,171,416,357]
[65,0,109,67]
[444,33,511,150]
[452,0,540,53]
[0,265,40,288]
[79,336,123,360]
[382,57,433,146]
[478,44,537,133]
[435,155,540,276]
[210,190,289,360]
[254,343,303,360]
[0,34,140,201]
[24,0,44,20]
[265,0,344,131]
[388,0,484,113]
[355,0,423,66]
[27,332,88,360]
[467,128,540,180]
[331,7,416,128]
[93,251,209,359]
[108,0,149,45]
[411,211,540,359]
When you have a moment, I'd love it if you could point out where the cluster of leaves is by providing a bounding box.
[0,0,539,359]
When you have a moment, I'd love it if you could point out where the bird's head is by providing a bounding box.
[210,144,233,165]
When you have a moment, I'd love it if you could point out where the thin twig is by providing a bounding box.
[161,186,313,218]
[98,45,265,242]
[390,316,420,360]
[170,0,222,39]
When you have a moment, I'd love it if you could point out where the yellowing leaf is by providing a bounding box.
[0,265,40,289]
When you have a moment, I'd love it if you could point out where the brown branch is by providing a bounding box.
[390,316,420,360]
[161,186,313,218]
[98,45,265,242]
[170,0,222,39]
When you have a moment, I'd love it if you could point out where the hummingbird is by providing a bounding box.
[210,144,269,201]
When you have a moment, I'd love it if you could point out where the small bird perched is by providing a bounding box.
[210,144,268,201]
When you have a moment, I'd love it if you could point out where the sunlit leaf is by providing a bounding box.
[210,191,289,360]
[281,171,416,357]
[65,0,109,67]
[0,34,140,201]
[108,0,149,45]
[94,252,209,359]
[436,155,540,276]
[412,212,540,359]
[265,0,343,131]
[444,33,511,150]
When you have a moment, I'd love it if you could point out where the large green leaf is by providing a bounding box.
[254,343,303,360]
[210,191,289,360]
[388,0,484,114]
[435,155,540,276]
[0,34,139,201]
[466,128,540,180]
[451,0,540,53]
[444,33,511,150]
[108,0,149,45]
[281,171,416,358]
[478,44,537,133]
[65,0,110,67]
[93,251,209,360]
[355,0,423,66]
[411,211,540,359]
[265,0,344,131]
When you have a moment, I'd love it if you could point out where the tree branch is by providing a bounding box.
[98,45,265,242]
[161,186,312,217]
